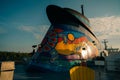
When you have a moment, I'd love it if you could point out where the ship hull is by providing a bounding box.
[28,5,100,72]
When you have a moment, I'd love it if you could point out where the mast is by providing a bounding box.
[81,5,84,15]
[102,39,108,50]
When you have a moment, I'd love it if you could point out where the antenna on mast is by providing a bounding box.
[81,5,84,15]
[102,39,108,50]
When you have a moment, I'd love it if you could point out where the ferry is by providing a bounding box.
[28,5,102,72]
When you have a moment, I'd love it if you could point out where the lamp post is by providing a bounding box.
[32,45,37,55]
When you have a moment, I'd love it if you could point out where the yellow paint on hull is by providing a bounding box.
[55,41,82,55]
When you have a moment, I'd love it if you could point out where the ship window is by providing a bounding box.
[92,41,95,43]
[82,47,86,50]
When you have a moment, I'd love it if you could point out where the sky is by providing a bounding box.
[0,0,120,52]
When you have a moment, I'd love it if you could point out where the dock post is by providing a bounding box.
[0,61,15,80]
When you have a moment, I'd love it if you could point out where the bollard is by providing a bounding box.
[0,61,15,80]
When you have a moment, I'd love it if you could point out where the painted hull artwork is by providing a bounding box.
[29,5,100,72]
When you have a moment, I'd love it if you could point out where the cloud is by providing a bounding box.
[89,16,120,40]
[19,25,36,32]
[89,16,120,48]
[19,25,49,40]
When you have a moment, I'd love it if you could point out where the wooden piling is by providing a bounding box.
[0,61,15,80]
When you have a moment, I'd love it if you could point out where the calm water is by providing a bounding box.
[14,64,70,80]
[14,64,120,80]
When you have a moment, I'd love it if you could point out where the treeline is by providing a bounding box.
[0,51,32,63]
